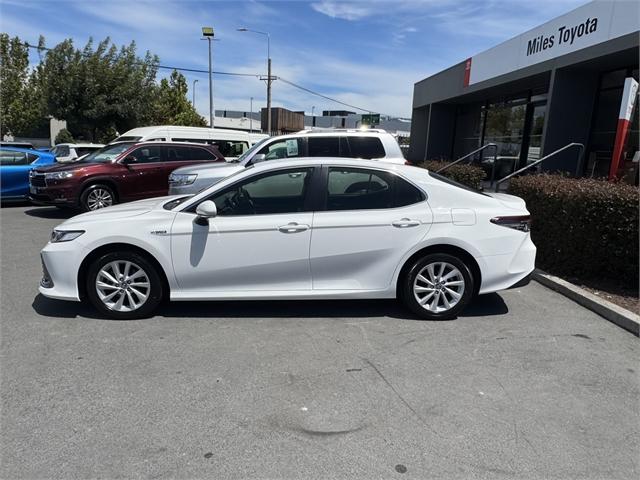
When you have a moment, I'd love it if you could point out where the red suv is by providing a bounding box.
[29,141,224,211]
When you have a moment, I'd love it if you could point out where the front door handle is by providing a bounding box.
[278,222,309,233]
[392,218,421,228]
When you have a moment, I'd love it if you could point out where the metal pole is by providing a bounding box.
[192,79,198,106]
[267,57,272,135]
[250,97,253,133]
[208,37,214,128]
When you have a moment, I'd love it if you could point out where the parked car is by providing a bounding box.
[1,147,56,201]
[168,129,406,195]
[111,125,256,160]
[29,141,224,211]
[39,157,536,320]
[51,143,105,163]
[1,141,35,149]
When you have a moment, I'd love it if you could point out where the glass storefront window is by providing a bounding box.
[483,100,527,177]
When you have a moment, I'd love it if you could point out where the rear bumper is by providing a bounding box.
[477,234,536,294]
[507,271,533,289]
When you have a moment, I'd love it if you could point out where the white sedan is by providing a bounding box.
[39,158,536,320]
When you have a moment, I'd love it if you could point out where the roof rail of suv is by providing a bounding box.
[296,128,388,134]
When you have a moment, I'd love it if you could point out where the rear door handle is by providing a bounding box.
[278,222,309,233]
[392,218,421,228]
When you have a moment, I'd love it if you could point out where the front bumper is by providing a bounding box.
[29,186,78,207]
[38,242,87,301]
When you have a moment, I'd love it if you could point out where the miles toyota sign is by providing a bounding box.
[465,0,639,86]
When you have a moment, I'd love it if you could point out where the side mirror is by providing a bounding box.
[195,200,217,225]
[252,153,266,164]
[122,156,137,164]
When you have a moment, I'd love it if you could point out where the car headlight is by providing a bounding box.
[44,171,75,181]
[50,230,85,243]
[169,173,197,186]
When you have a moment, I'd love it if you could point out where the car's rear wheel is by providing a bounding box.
[400,253,474,320]
[86,251,163,319]
[81,184,116,211]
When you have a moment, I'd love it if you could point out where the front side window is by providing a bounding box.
[326,167,393,210]
[258,138,303,161]
[129,146,162,164]
[0,150,29,166]
[208,168,313,216]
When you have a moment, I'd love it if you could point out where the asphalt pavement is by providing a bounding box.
[1,204,638,480]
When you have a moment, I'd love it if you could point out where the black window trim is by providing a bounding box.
[185,165,319,216]
[316,164,427,213]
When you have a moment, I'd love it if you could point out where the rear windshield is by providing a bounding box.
[81,142,135,163]
[428,171,488,196]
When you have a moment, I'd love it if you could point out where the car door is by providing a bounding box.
[310,166,433,291]
[170,166,317,294]
[0,150,33,198]
[117,145,165,200]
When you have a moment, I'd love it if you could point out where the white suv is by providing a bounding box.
[168,129,405,195]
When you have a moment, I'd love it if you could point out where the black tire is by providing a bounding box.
[400,253,474,320]
[85,251,164,320]
[80,184,117,212]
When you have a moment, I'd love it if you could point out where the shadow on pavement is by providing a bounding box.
[24,207,77,219]
[33,292,509,321]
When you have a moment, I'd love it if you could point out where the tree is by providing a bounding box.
[40,37,160,142]
[54,128,74,144]
[0,34,47,137]
[151,70,207,127]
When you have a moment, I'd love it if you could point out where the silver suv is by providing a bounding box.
[168,129,406,195]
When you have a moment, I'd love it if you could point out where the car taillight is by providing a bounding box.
[404,160,412,165]
[490,215,531,232]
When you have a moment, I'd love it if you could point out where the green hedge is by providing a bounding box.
[509,174,639,288]
[417,160,486,190]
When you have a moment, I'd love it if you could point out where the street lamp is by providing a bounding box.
[237,28,272,134]
[192,79,198,106]
[202,26,215,128]
[250,97,253,133]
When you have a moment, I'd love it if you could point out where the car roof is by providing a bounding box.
[247,156,425,177]
[55,143,104,148]
[0,146,52,155]
[273,129,391,140]
[119,125,249,136]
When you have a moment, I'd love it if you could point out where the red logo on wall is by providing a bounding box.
[463,58,472,87]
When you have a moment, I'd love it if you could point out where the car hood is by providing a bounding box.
[58,196,181,227]
[173,161,243,176]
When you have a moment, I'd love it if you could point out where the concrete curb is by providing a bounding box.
[532,269,639,337]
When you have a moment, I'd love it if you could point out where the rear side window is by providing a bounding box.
[308,137,339,157]
[165,146,191,161]
[395,176,425,206]
[326,167,393,210]
[210,141,248,157]
[189,146,217,161]
[0,150,30,166]
[345,137,385,159]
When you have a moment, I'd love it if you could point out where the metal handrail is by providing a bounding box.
[493,142,585,192]
[436,143,497,173]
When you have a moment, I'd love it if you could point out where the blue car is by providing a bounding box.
[1,147,56,201]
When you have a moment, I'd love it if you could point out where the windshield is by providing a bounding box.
[234,137,271,163]
[81,142,135,163]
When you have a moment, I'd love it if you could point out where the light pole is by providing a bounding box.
[192,79,198,106]
[202,26,215,128]
[237,28,272,134]
[250,97,253,133]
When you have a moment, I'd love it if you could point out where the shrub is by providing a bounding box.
[54,128,74,145]
[417,160,486,190]
[509,174,639,288]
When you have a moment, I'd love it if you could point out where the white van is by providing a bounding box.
[111,126,260,160]
[51,143,105,163]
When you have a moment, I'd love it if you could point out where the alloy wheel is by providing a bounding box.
[95,260,150,312]
[413,261,465,313]
[87,188,113,210]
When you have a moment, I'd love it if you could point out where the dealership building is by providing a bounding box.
[409,0,639,179]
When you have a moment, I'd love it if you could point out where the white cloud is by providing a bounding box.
[310,1,375,21]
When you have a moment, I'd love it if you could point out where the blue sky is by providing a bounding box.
[1,0,587,118]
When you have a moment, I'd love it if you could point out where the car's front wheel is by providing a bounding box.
[86,251,164,319]
[400,253,474,320]
[80,184,116,211]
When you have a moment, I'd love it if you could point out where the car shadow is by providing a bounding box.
[24,207,77,219]
[32,292,509,321]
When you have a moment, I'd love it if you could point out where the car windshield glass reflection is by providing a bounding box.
[81,142,135,163]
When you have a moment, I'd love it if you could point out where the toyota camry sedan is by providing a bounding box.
[39,158,536,320]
